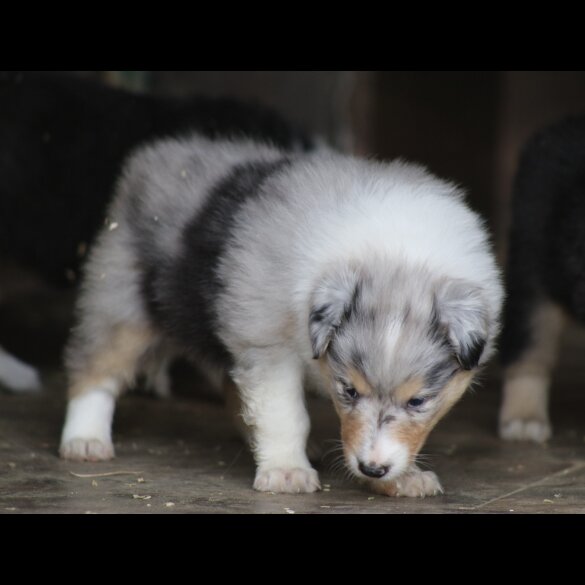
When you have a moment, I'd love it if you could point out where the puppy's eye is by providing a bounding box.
[344,386,359,400]
[407,397,425,409]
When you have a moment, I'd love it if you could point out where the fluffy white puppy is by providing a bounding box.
[60,136,502,497]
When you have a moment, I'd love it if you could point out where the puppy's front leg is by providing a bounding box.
[234,352,320,494]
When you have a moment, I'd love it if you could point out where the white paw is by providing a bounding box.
[393,470,443,498]
[499,418,551,443]
[60,438,115,461]
[254,467,321,493]
[372,469,443,498]
[0,351,42,393]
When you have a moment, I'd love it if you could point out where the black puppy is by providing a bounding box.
[499,115,585,442]
[0,71,312,392]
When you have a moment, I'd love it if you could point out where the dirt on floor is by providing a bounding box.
[2,347,585,514]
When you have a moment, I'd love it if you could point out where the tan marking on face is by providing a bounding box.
[394,376,425,404]
[340,411,367,454]
[395,420,430,461]
[395,370,475,463]
[314,357,364,453]
[347,368,373,397]
[431,370,474,423]
[317,356,335,389]
[69,324,155,398]
[317,360,372,454]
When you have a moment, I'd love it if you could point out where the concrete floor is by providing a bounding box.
[1,283,585,514]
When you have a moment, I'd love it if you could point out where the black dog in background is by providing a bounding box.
[499,115,585,443]
[0,71,313,392]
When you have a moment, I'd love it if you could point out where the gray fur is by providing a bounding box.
[322,261,457,395]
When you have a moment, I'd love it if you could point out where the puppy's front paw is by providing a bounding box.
[254,467,321,493]
[370,469,443,498]
[499,418,551,443]
[59,438,115,462]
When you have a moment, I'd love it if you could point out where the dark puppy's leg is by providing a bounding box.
[232,348,320,494]
[0,277,41,392]
[498,131,563,443]
[60,323,156,461]
[499,299,564,442]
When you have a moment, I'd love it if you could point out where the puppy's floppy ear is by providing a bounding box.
[434,280,488,370]
[309,267,361,359]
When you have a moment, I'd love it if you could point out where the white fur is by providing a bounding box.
[389,467,443,497]
[253,468,320,493]
[0,347,42,392]
[368,434,410,479]
[346,414,412,481]
[60,383,117,461]
[233,350,320,493]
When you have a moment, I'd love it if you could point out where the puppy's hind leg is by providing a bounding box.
[499,300,564,443]
[0,346,42,392]
[60,324,156,461]
[233,350,320,494]
[142,346,173,399]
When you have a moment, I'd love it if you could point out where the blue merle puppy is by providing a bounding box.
[59,131,502,497]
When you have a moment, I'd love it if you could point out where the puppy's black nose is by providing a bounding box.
[358,461,389,478]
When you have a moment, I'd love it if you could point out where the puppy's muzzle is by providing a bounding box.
[358,461,390,479]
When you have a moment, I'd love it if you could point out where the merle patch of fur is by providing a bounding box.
[309,269,363,359]
[425,359,459,392]
[142,158,291,367]
[434,280,488,371]
[456,332,486,370]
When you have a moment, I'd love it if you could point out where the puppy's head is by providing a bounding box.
[310,262,489,483]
